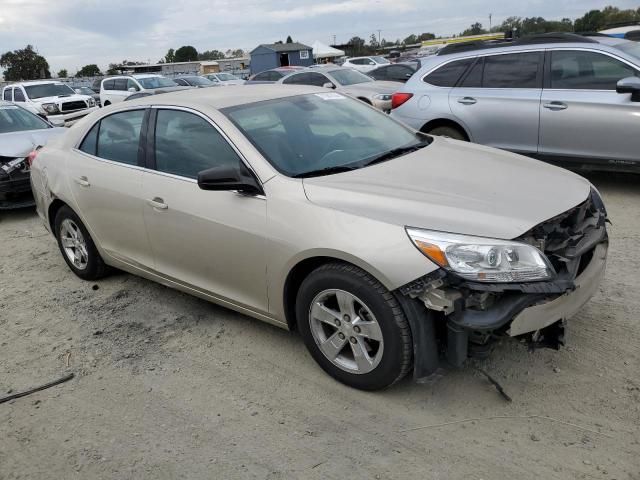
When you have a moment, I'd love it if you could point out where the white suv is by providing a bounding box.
[343,56,391,72]
[100,75,184,106]
[1,81,98,126]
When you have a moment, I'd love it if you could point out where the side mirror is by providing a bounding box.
[49,117,65,127]
[616,77,640,102]
[74,88,82,94]
[197,163,263,195]
[322,82,336,89]
[368,61,376,65]
[128,87,138,93]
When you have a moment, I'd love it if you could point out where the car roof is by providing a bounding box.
[122,84,326,109]
[6,80,65,86]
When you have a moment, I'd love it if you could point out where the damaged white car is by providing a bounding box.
[30,86,608,390]
[0,101,65,209]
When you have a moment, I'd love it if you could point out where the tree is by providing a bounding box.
[198,50,225,61]
[402,34,418,45]
[174,46,198,62]
[286,35,293,43]
[417,32,436,41]
[0,45,50,81]
[461,22,487,36]
[164,48,176,63]
[369,33,379,48]
[346,36,366,55]
[106,63,120,75]
[76,64,101,77]
[57,69,68,78]
[231,49,244,58]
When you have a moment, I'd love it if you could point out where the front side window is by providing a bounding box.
[372,56,390,65]
[13,89,25,102]
[482,52,540,88]
[23,83,75,99]
[0,105,50,134]
[424,58,475,87]
[127,79,140,91]
[217,73,239,81]
[79,122,99,155]
[96,110,145,165]
[223,93,426,177]
[253,72,270,81]
[550,50,639,90]
[154,109,241,179]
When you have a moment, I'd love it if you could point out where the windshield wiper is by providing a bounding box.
[361,141,430,167]
[292,165,357,178]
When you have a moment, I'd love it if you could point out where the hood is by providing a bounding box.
[302,137,591,240]
[33,94,91,105]
[0,128,66,158]
[220,80,246,85]
[340,81,399,95]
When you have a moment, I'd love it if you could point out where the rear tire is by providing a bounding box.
[296,262,412,390]
[428,126,467,141]
[54,206,107,281]
[103,101,111,106]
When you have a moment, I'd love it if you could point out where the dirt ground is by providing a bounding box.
[1,171,639,480]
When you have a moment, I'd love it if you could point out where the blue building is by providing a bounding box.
[249,43,314,74]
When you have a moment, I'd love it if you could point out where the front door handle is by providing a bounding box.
[457,97,477,105]
[74,176,90,187]
[543,101,568,111]
[147,197,168,210]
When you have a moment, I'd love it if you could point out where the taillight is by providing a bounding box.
[27,149,40,167]
[391,92,413,109]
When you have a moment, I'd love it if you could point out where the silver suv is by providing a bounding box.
[390,33,640,172]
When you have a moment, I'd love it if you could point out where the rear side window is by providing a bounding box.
[424,58,474,87]
[283,73,305,85]
[153,109,242,179]
[550,50,638,90]
[3,89,11,101]
[96,110,145,165]
[253,72,270,81]
[103,79,115,90]
[482,52,540,88]
[13,89,25,102]
[79,122,99,155]
[301,73,330,87]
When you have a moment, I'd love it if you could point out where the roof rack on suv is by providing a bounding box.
[437,32,598,56]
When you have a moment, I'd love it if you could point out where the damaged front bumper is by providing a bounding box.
[400,189,609,369]
[0,157,34,210]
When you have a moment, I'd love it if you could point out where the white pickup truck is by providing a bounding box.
[1,80,98,127]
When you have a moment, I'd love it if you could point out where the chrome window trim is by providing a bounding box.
[72,104,266,195]
[421,49,544,87]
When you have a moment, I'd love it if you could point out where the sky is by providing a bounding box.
[0,0,638,74]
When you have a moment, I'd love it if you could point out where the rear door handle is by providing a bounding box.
[457,97,477,105]
[147,197,168,210]
[543,101,568,111]
[74,176,90,187]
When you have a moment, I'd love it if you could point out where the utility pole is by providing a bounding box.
[377,29,382,45]
[333,35,336,45]
[489,13,492,31]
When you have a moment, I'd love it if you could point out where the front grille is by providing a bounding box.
[61,100,88,112]
[519,189,607,279]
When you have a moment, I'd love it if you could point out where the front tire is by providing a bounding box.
[54,206,107,281]
[296,263,412,390]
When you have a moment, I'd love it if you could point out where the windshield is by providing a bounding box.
[184,76,213,86]
[74,87,94,95]
[0,105,50,134]
[24,83,75,99]
[137,77,178,89]
[217,73,240,81]
[372,56,390,64]
[617,41,640,62]
[328,69,373,86]
[222,93,427,177]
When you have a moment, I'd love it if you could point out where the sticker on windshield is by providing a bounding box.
[314,92,346,100]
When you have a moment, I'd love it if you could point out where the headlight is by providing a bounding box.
[374,94,392,101]
[406,227,554,283]
[41,103,60,114]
